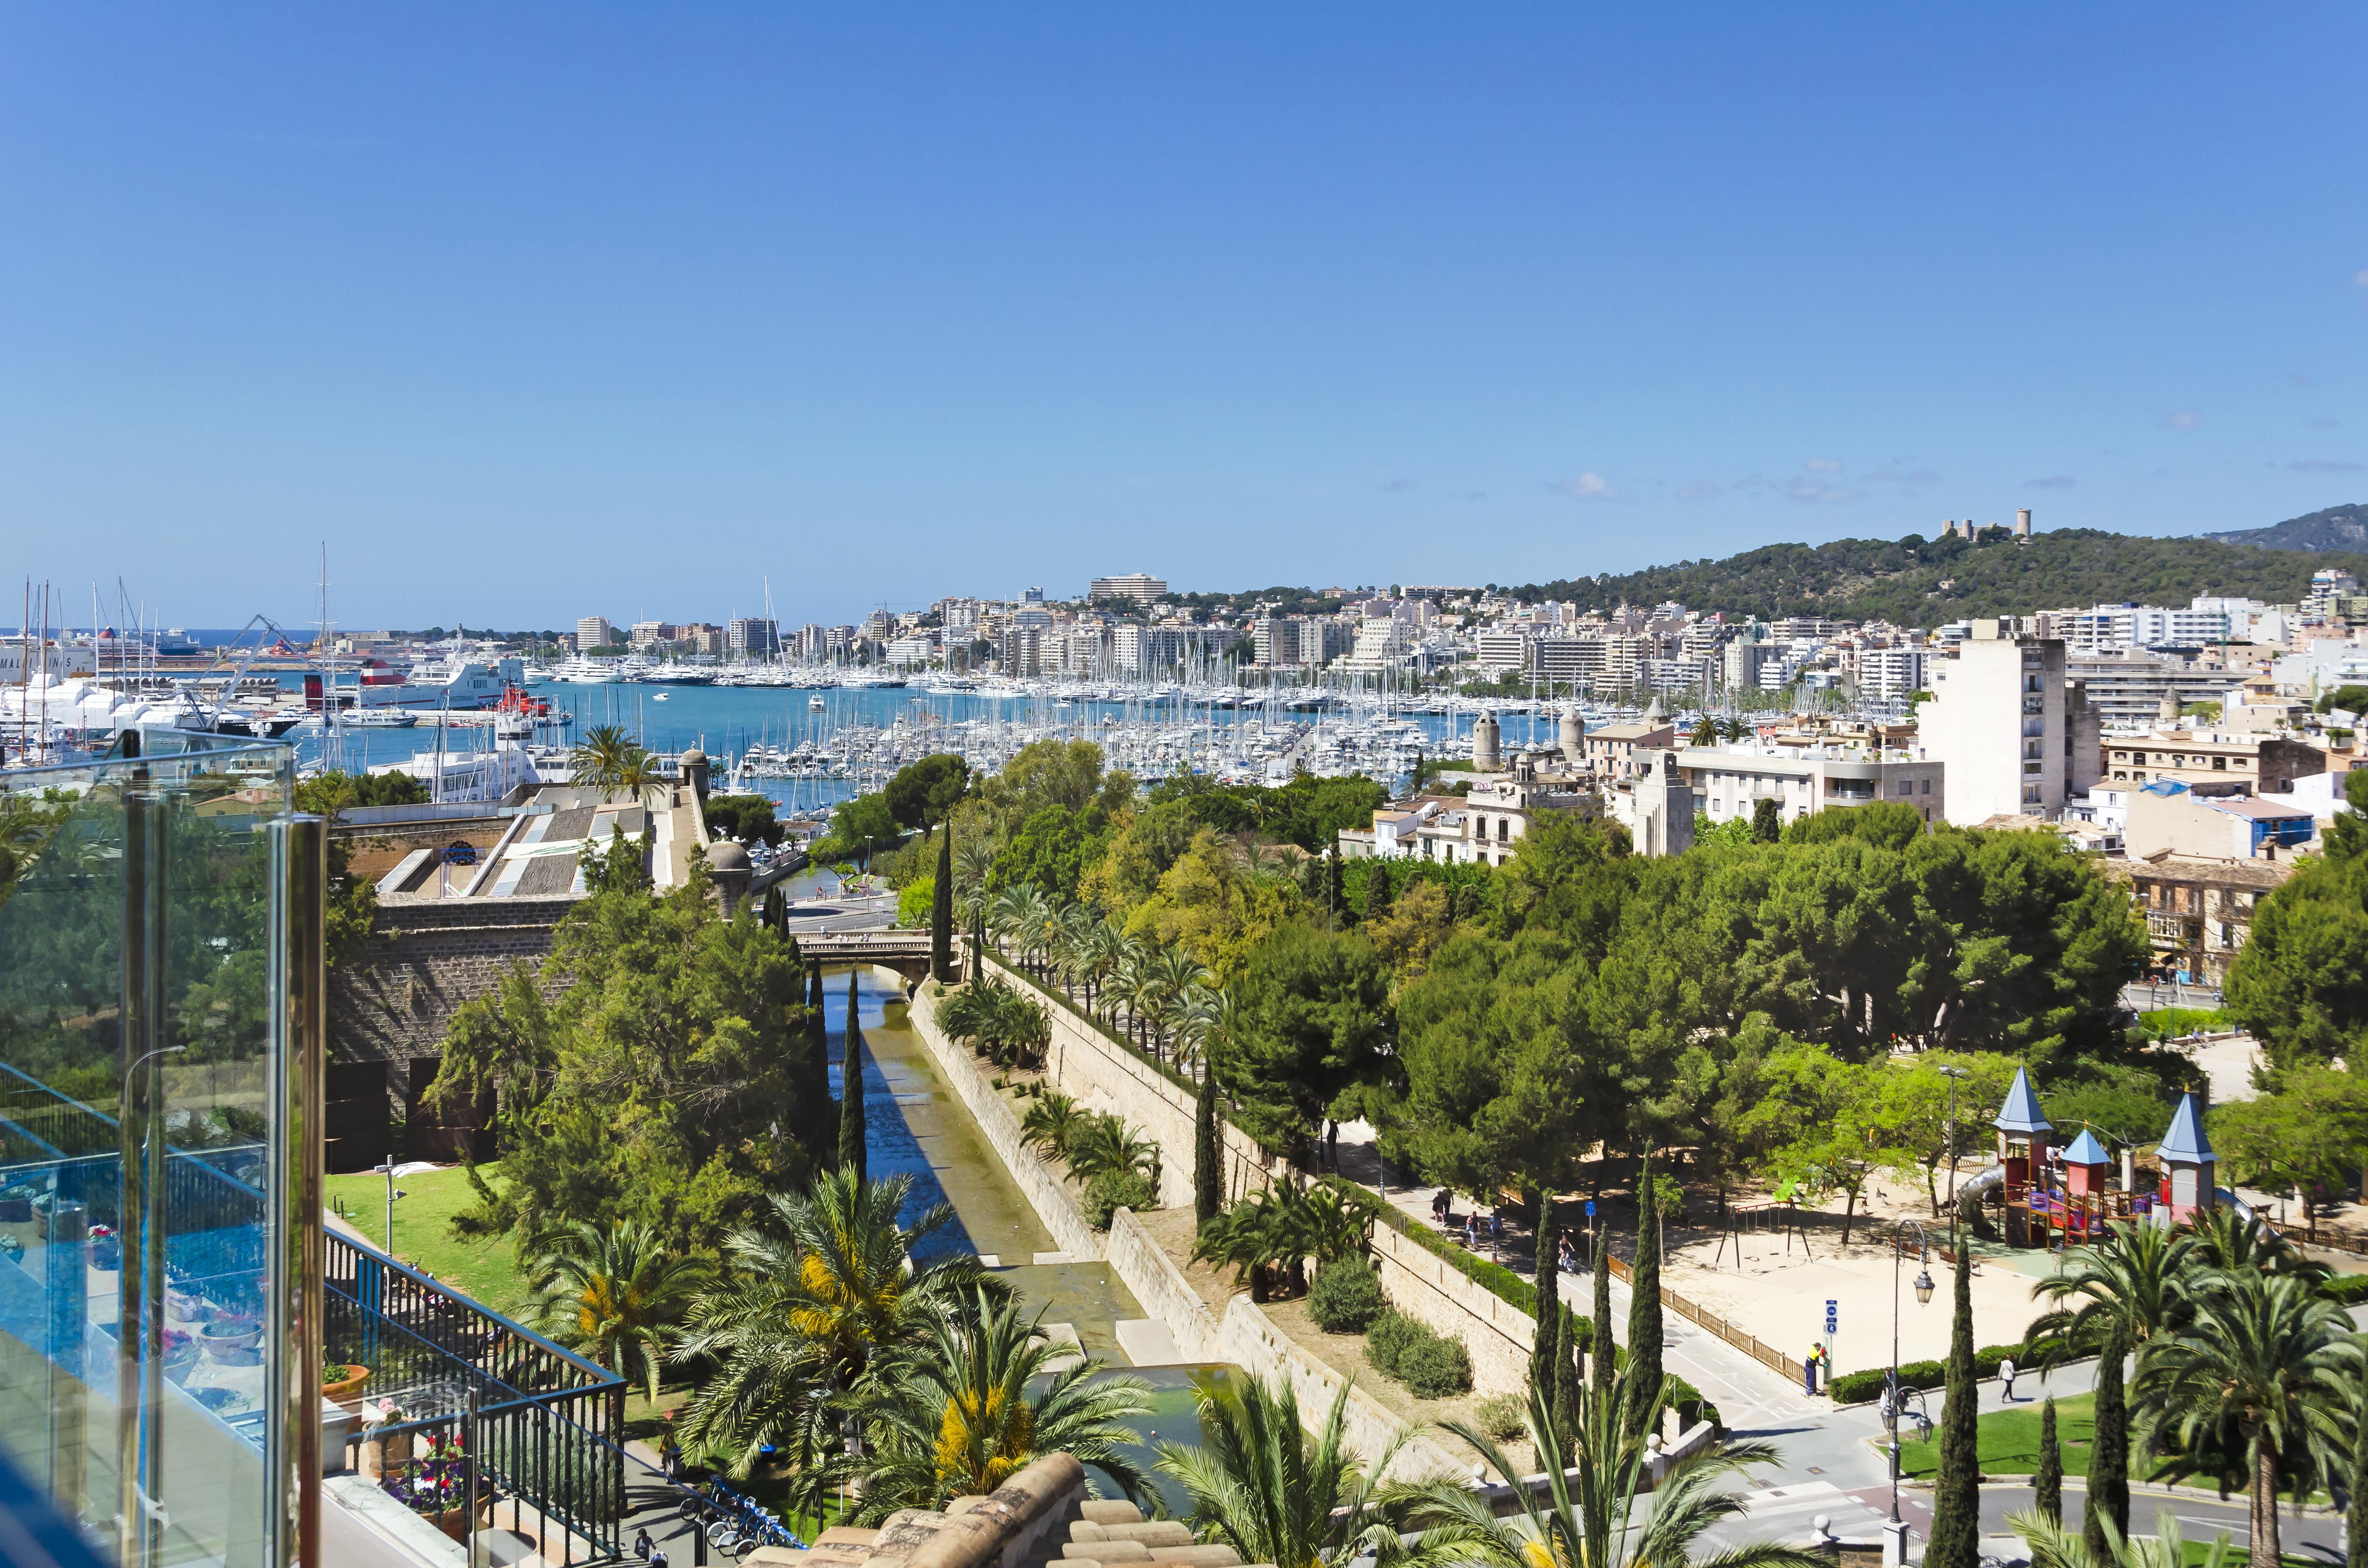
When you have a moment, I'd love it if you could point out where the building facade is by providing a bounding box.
[1919,621,2103,823]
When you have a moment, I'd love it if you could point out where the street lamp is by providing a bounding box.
[1887,1217,1936,1563]
[368,1161,407,1258]
[1938,1065,1970,1246]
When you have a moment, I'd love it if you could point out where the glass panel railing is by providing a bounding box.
[0,736,297,1567]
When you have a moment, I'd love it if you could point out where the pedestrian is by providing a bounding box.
[649,1544,667,1568]
[1432,1188,1450,1225]
[634,1527,655,1562]
[1558,1235,1577,1274]
[1999,1353,2018,1402]
[1464,1213,1479,1250]
[1804,1347,1819,1395]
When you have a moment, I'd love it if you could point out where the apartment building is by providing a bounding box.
[576,614,615,650]
[1919,620,2103,823]
[1088,573,1168,605]
[1680,741,1946,828]
[2102,727,2326,794]
[726,616,780,658]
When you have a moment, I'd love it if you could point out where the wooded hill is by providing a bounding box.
[1509,523,2368,624]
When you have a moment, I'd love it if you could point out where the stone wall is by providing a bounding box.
[328,898,577,1065]
[982,954,1276,1210]
[1106,1208,1464,1482]
[906,982,1104,1263]
[1365,1219,1538,1399]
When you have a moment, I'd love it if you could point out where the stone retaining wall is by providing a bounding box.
[982,954,1275,1210]
[1364,1219,1538,1399]
[328,899,576,1064]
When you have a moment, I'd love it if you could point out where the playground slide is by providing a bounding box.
[2214,1186,2257,1221]
[1954,1164,2005,1220]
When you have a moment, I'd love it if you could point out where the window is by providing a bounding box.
[1922,779,1931,794]
[2213,757,2226,770]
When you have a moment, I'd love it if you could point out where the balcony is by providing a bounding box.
[2146,912,2202,947]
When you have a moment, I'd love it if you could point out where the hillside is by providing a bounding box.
[2195,501,2368,552]
[1508,528,2368,624]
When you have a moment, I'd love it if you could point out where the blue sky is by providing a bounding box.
[3,4,2364,630]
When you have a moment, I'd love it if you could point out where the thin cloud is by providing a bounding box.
[2024,476,2077,490]
[1383,478,1417,492]
[1804,457,1844,473]
[2161,410,2204,431]
[1551,472,1624,502]
[2291,460,2365,473]
[1676,481,1723,502]
[1785,477,1864,505]
[1863,468,1940,486]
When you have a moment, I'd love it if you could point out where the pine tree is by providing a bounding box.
[1926,1252,1980,1568]
[1624,1158,1663,1439]
[1363,861,1393,924]
[1193,1066,1223,1227]
[839,969,867,1183]
[1591,1218,1615,1406]
[1530,1192,1562,1406]
[2084,1317,2131,1562]
[930,828,955,982]
[2035,1396,2063,1526]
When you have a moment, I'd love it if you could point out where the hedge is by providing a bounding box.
[1830,1344,2034,1405]
[2322,1272,2368,1305]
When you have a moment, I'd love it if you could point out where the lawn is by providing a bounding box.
[1898,1392,2109,1479]
[324,1163,531,1319]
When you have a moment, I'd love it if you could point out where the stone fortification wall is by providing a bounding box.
[1364,1217,1538,1398]
[328,897,577,1064]
[980,954,1276,1210]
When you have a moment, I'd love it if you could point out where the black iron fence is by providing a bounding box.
[325,1229,627,1564]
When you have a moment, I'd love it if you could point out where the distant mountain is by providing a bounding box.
[2194,502,2368,552]
[1506,527,2368,624]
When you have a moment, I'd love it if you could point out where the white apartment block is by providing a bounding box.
[2059,603,2235,654]
[1088,573,1168,606]
[1680,743,1945,828]
[1918,620,2103,823]
[1338,617,1415,671]
[577,615,615,651]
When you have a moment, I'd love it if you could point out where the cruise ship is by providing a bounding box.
[345,656,528,709]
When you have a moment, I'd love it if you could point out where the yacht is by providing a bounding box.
[547,656,616,685]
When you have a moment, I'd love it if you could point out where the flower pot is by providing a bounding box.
[322,1364,370,1400]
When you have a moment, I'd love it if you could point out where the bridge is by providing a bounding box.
[797,930,943,986]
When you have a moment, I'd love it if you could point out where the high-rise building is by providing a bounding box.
[577,615,615,650]
[1088,573,1168,606]
[727,617,780,658]
[1920,619,2102,823]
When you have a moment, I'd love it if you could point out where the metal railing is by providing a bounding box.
[325,1230,627,1563]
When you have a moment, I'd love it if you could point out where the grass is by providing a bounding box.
[324,1163,530,1318]
[1899,1393,2107,1479]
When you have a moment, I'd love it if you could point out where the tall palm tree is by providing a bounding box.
[2009,1507,2236,1568]
[568,723,643,798]
[2187,1207,2330,1283]
[672,1169,993,1475]
[1154,1374,1420,1568]
[1151,948,1210,1062]
[1406,1384,1820,1568]
[851,1285,1153,1516]
[2131,1269,2361,1568]
[522,1219,711,1402]
[2027,1221,2196,1357]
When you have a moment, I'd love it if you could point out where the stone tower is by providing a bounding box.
[1472,710,1501,772]
[1558,706,1585,766]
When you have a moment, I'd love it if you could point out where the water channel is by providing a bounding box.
[822,965,1240,1505]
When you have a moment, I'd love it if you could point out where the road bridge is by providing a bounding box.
[798,930,939,985]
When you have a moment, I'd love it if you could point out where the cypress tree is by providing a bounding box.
[1363,861,1393,924]
[930,829,954,982]
[1193,1066,1223,1227]
[1591,1218,1615,1406]
[2035,1396,2063,1527]
[2084,1318,2131,1562]
[2347,1382,2368,1568]
[1324,849,1345,927]
[1624,1158,1663,1439]
[1553,1303,1582,1445]
[1530,1191,1561,1407]
[803,961,835,1164]
[839,970,867,1183]
[1926,1253,1981,1568]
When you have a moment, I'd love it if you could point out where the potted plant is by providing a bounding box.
[357,1396,413,1481]
[323,1358,370,1400]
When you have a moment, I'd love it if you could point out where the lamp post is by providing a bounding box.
[369,1161,407,1258]
[1938,1065,1970,1248]
[1887,1217,1936,1565]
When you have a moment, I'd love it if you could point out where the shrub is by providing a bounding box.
[1400,1334,1475,1398]
[2323,1273,2368,1305]
[1828,1343,2041,1405]
[1084,1169,1158,1230]
[1308,1256,1386,1333]
[1473,1392,1527,1440]
[1365,1309,1426,1377]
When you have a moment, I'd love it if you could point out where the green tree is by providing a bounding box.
[1927,1253,1980,1568]
[2348,1374,2368,1568]
[1194,1063,1223,1227]
[1362,861,1394,924]
[2087,1319,2132,1562]
[1531,1199,1562,1410]
[2133,1270,2361,1568]
[2226,770,2368,1065]
[884,753,972,833]
[2211,1063,2368,1217]
[522,1219,711,1402]
[1324,848,1346,928]
[993,805,1110,902]
[932,828,955,981]
[1750,797,1781,843]
[2027,1221,2195,1358]
[1591,1223,1615,1407]
[813,791,903,868]
[1223,923,1394,1155]
[1625,1155,1663,1442]
[2036,1396,2064,1525]
[1151,1374,1416,1568]
[840,970,868,1183]
[850,1285,1151,1515]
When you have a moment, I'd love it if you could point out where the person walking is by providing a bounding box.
[1998,1353,2018,1402]
[1804,1346,1820,1395]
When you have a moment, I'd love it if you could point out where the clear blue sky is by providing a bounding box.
[3,4,2364,631]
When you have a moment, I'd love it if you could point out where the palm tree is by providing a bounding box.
[672,1169,993,1475]
[569,724,645,798]
[1153,1373,1418,1568]
[1065,1114,1160,1187]
[2188,1207,2330,1283]
[522,1219,711,1401]
[2027,1221,2195,1357]
[1405,1384,1821,1568]
[851,1285,1154,1516]
[1150,947,1210,1062]
[2131,1268,2361,1568]
[1020,1091,1085,1161]
[2009,1507,2236,1568]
